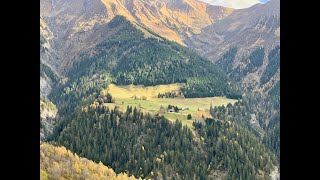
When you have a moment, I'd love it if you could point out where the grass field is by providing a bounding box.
[103,84,238,127]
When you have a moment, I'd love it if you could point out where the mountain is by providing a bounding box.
[40,60,59,97]
[43,15,278,180]
[41,18,61,139]
[48,15,240,120]
[185,0,280,164]
[40,17,61,97]
[40,0,279,96]
[188,0,280,93]
[40,1,280,179]
[40,143,138,179]
[40,0,233,76]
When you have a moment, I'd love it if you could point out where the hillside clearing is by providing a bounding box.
[103,84,238,127]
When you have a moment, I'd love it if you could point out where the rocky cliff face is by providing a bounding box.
[188,0,280,92]
[40,0,233,76]
[40,17,59,96]
[40,98,58,141]
[40,74,53,97]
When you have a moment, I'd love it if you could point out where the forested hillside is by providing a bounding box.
[210,91,280,159]
[40,61,58,84]
[194,119,278,179]
[217,46,280,91]
[214,45,280,157]
[67,16,240,97]
[48,15,241,120]
[53,105,278,179]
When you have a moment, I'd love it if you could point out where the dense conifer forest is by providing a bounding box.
[210,93,280,159]
[54,105,278,179]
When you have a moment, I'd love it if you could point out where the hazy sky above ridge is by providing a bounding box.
[200,0,270,9]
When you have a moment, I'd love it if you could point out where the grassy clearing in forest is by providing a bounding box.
[103,84,238,127]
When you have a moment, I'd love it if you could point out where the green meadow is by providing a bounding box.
[103,84,238,127]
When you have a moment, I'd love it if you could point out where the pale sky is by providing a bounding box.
[200,0,270,9]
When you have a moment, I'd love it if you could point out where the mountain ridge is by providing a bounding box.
[40,0,233,76]
[48,15,241,121]
[40,0,279,95]
[188,0,280,92]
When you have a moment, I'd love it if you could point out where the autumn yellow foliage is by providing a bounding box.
[40,143,139,180]
[105,83,182,100]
